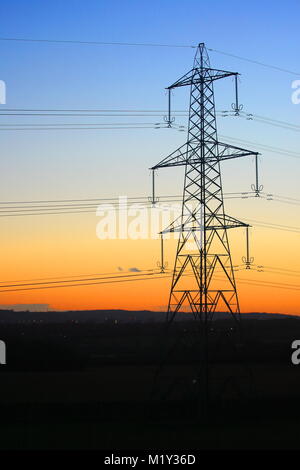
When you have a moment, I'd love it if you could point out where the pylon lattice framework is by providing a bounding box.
[152,43,259,324]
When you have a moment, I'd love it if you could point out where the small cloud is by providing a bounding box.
[0,304,50,312]
[129,267,141,272]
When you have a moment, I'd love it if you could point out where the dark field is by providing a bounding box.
[1,314,300,449]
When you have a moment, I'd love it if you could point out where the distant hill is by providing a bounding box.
[0,309,297,324]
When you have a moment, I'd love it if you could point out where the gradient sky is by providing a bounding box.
[0,0,299,313]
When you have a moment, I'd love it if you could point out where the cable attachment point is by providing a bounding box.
[163,115,175,127]
[251,154,263,196]
[164,88,175,127]
[157,234,168,273]
[231,74,243,116]
[149,169,159,206]
[251,183,264,197]
[231,102,243,116]
[242,226,254,269]
[256,265,264,272]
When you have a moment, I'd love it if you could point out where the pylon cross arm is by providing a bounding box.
[151,139,260,169]
[150,141,199,170]
[167,68,238,90]
[160,214,249,234]
[216,141,260,162]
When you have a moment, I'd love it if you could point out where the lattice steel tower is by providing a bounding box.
[152,43,258,323]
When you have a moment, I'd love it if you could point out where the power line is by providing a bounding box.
[0,267,247,286]
[220,111,300,134]
[237,277,300,289]
[262,196,300,207]
[247,218,300,234]
[0,195,171,204]
[0,195,298,235]
[256,265,300,274]
[0,273,172,293]
[0,113,185,117]
[1,125,299,136]
[0,272,298,294]
[236,280,300,292]
[239,114,300,133]
[0,192,251,209]
[0,37,195,48]
[1,108,300,138]
[0,268,156,284]
[0,262,298,292]
[0,108,189,113]
[0,122,164,127]
[173,124,300,155]
[260,269,300,279]
[176,118,300,141]
[0,196,240,210]
[0,126,167,131]
[240,111,300,131]
[0,37,297,75]
[218,134,300,159]
[208,274,300,291]
[207,47,300,76]
[0,271,161,289]
[268,193,300,203]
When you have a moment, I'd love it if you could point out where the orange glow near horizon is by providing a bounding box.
[0,212,298,315]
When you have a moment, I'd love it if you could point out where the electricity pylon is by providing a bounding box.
[152,43,259,324]
[150,43,259,413]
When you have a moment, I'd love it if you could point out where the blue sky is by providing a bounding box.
[0,0,299,201]
[0,0,298,225]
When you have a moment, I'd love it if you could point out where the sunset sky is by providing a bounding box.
[0,0,299,314]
